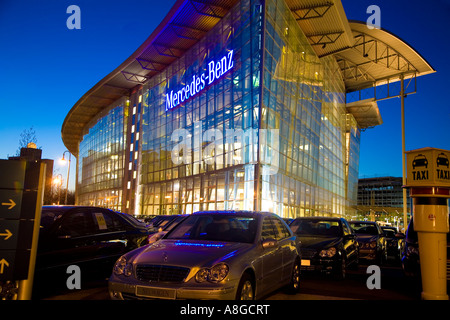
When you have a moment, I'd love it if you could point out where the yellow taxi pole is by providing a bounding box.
[411,188,449,300]
[17,162,46,300]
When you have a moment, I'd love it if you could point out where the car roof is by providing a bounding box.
[292,216,343,221]
[192,210,275,218]
[349,220,376,224]
[42,205,108,209]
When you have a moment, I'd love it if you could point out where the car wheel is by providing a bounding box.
[286,259,301,294]
[236,273,255,300]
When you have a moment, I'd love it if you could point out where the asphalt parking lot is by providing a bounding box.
[41,262,422,301]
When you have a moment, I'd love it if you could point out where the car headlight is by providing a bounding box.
[114,256,127,275]
[370,241,377,249]
[113,256,133,276]
[195,263,229,283]
[319,247,337,258]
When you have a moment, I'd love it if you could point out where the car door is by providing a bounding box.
[341,219,358,265]
[259,216,283,295]
[270,216,296,283]
[89,209,130,261]
[41,208,100,270]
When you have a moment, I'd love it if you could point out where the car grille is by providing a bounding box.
[301,248,317,259]
[136,265,190,283]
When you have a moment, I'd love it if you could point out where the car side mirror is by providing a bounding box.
[262,238,277,249]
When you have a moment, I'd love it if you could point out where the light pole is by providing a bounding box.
[60,150,72,205]
[53,174,63,205]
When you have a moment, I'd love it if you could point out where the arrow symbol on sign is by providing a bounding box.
[0,258,9,274]
[0,229,12,240]
[1,199,16,210]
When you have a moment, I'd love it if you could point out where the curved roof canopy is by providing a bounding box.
[62,0,435,156]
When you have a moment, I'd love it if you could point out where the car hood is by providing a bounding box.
[356,234,378,243]
[130,239,253,268]
[298,236,341,249]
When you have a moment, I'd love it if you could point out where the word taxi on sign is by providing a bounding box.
[406,147,450,187]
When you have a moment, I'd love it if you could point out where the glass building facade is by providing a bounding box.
[78,97,128,211]
[76,0,361,219]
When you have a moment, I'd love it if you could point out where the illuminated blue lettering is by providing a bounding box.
[166,50,234,112]
[208,60,215,85]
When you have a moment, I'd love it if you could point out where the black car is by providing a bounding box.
[381,226,405,262]
[436,153,449,168]
[289,217,359,279]
[412,154,428,169]
[147,214,187,233]
[34,206,150,295]
[402,214,450,283]
[349,221,387,265]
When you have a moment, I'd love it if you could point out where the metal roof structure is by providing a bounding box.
[62,0,435,156]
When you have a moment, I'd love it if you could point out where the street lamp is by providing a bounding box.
[60,150,72,205]
[52,174,63,205]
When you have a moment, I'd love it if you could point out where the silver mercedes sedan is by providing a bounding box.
[109,210,301,300]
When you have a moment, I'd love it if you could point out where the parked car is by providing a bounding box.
[147,214,186,233]
[381,226,405,262]
[349,221,387,264]
[147,214,188,244]
[289,217,359,279]
[109,210,301,300]
[412,154,428,169]
[402,214,450,282]
[35,206,150,291]
[436,153,449,168]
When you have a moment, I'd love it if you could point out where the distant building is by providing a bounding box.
[357,176,411,223]
[8,147,54,204]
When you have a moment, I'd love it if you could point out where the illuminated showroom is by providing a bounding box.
[62,0,434,217]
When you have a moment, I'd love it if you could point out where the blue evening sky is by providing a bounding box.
[0,0,449,191]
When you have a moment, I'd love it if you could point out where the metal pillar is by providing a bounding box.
[401,74,408,231]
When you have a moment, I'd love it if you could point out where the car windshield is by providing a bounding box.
[382,228,396,238]
[289,219,341,237]
[165,214,257,243]
[351,222,378,235]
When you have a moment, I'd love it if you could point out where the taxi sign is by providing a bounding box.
[406,147,450,187]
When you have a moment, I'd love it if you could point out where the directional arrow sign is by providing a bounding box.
[0,258,9,274]
[0,190,22,219]
[0,229,13,241]
[0,220,34,250]
[1,199,16,210]
[0,250,31,281]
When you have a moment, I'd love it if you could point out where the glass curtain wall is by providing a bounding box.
[260,0,351,218]
[78,98,128,211]
[139,0,264,215]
